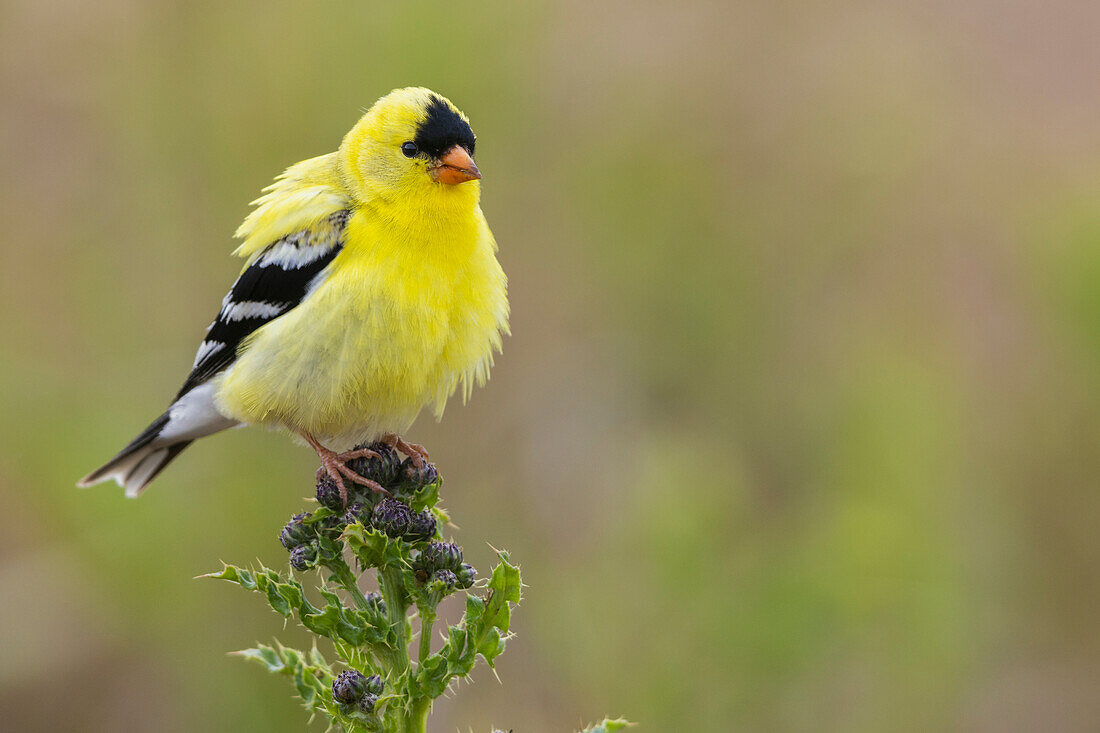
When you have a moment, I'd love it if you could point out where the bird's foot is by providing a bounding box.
[338,446,384,462]
[381,434,430,468]
[303,434,390,504]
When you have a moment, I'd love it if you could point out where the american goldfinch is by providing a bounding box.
[79,87,509,498]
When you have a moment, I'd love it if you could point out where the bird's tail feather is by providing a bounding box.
[77,383,237,496]
[78,412,195,497]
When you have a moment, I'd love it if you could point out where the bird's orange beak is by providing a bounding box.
[430,145,481,185]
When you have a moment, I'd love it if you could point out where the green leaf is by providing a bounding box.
[579,719,633,733]
[202,562,379,647]
[442,623,476,677]
[200,563,258,590]
[480,627,508,662]
[297,587,376,646]
[303,507,336,523]
[316,534,345,563]
[204,563,316,620]
[488,551,522,605]
[409,482,440,512]
[265,581,292,617]
[235,645,284,672]
[432,505,451,528]
[464,593,486,626]
[435,551,522,682]
[275,581,306,611]
[465,551,521,667]
[299,598,341,638]
[414,651,450,698]
[308,644,329,669]
[343,522,405,568]
[280,646,327,708]
[233,642,335,716]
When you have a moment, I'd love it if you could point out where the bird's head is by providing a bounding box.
[338,87,481,208]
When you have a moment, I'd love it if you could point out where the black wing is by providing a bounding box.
[176,210,350,398]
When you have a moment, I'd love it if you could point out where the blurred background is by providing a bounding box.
[2,1,1098,731]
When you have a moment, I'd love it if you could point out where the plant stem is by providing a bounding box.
[378,566,410,675]
[378,566,432,733]
[418,609,436,665]
[328,558,372,610]
[406,696,431,733]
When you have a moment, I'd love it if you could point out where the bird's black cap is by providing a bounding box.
[414,96,476,159]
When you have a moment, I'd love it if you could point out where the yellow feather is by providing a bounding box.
[232,153,347,263]
[215,88,509,449]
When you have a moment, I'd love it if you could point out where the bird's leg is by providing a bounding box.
[380,433,431,468]
[301,433,389,503]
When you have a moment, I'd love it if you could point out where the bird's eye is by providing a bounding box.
[401,141,419,158]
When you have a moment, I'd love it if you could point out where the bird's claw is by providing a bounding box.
[382,434,430,468]
[305,435,391,505]
[338,447,383,462]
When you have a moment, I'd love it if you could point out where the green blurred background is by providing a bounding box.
[2,1,1098,730]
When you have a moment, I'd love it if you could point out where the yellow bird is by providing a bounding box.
[79,87,509,497]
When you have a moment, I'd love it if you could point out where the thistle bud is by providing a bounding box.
[364,592,387,616]
[343,502,370,527]
[318,513,345,539]
[419,567,459,606]
[363,674,384,696]
[397,457,439,489]
[421,541,463,572]
[359,693,378,714]
[404,510,437,542]
[347,441,401,485]
[371,498,412,538]
[456,563,477,589]
[279,512,314,550]
[315,475,345,510]
[431,568,458,590]
[289,543,318,571]
[332,669,368,705]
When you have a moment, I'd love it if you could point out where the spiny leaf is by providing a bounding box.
[466,551,521,667]
[343,522,406,568]
[435,551,521,680]
[202,562,386,647]
[309,644,329,669]
[488,551,522,605]
[442,620,476,677]
[475,626,506,664]
[303,507,336,523]
[203,563,316,619]
[234,645,284,672]
[415,652,450,698]
[265,580,292,616]
[409,482,440,512]
[200,563,257,590]
[233,642,335,716]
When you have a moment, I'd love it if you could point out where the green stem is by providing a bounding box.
[406,696,431,733]
[378,566,410,675]
[418,608,436,665]
[404,608,436,731]
[327,558,372,610]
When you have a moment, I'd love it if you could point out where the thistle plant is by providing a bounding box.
[202,442,627,732]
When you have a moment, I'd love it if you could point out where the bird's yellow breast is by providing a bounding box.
[215,204,508,447]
